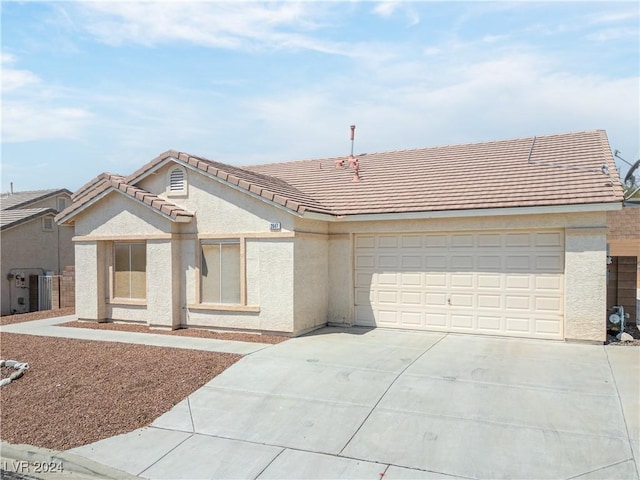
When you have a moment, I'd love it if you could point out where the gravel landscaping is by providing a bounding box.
[0,308,75,326]
[60,320,289,344]
[0,332,241,450]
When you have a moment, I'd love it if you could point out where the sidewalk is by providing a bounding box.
[0,441,139,480]
[0,316,272,355]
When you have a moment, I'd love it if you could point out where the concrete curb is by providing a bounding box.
[0,441,141,479]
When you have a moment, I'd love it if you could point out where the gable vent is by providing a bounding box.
[169,167,185,192]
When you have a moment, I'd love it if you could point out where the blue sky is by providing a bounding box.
[2,1,639,192]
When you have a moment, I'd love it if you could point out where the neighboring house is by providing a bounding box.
[1,189,74,315]
[57,130,624,342]
[606,205,640,325]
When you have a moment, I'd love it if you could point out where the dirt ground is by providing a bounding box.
[0,332,241,450]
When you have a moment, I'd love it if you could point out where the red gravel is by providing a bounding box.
[0,308,75,326]
[60,320,289,344]
[0,332,241,450]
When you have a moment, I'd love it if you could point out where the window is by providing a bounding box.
[114,243,146,300]
[168,166,186,195]
[42,216,54,231]
[57,197,66,212]
[201,241,240,304]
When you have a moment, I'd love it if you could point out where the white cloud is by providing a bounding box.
[3,103,92,143]
[71,2,343,54]
[372,1,419,26]
[1,54,93,143]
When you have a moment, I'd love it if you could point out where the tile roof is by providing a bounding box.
[245,130,624,215]
[60,129,623,223]
[0,189,71,211]
[56,174,194,224]
[1,207,57,230]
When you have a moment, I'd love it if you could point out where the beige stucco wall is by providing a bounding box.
[564,228,607,341]
[72,162,301,333]
[293,234,329,333]
[1,215,74,315]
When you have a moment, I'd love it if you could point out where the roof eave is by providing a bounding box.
[301,201,623,223]
[56,186,194,225]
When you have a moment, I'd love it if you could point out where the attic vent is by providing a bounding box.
[168,167,186,194]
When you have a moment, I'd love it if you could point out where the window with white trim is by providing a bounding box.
[168,166,187,195]
[42,216,54,231]
[201,240,241,304]
[114,243,147,300]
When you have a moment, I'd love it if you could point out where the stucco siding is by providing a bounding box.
[185,238,295,333]
[293,234,329,333]
[328,234,353,324]
[139,162,296,234]
[73,191,171,238]
[565,228,608,342]
[75,241,107,321]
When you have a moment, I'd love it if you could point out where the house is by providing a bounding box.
[606,205,640,326]
[56,130,625,342]
[1,189,74,315]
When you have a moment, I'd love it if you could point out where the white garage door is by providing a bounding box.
[354,231,564,339]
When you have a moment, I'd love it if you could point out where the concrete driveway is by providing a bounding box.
[70,328,639,479]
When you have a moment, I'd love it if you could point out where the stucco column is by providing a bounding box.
[75,241,107,322]
[146,239,180,329]
[564,227,608,342]
[327,233,354,325]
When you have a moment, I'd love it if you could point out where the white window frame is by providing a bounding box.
[192,237,258,312]
[42,216,54,231]
[111,242,147,304]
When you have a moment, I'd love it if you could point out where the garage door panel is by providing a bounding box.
[450,256,473,270]
[426,293,447,306]
[451,314,473,328]
[400,291,422,305]
[506,275,531,289]
[378,236,399,248]
[378,310,399,325]
[450,293,473,307]
[425,235,447,247]
[401,255,422,269]
[401,235,422,248]
[354,230,564,340]
[478,294,501,309]
[355,255,375,268]
[400,311,422,325]
[478,233,502,247]
[426,273,446,287]
[355,288,372,305]
[426,313,447,327]
[478,255,502,270]
[451,274,473,288]
[506,233,532,247]
[378,290,399,304]
[425,256,447,269]
[478,274,501,289]
[401,273,422,285]
[535,255,563,272]
[379,255,398,268]
[535,232,563,247]
[506,296,530,310]
[478,315,501,331]
[506,255,531,270]
[355,271,373,288]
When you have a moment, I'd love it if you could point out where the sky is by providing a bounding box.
[1,1,639,193]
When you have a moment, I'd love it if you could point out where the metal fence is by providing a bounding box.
[38,275,53,311]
